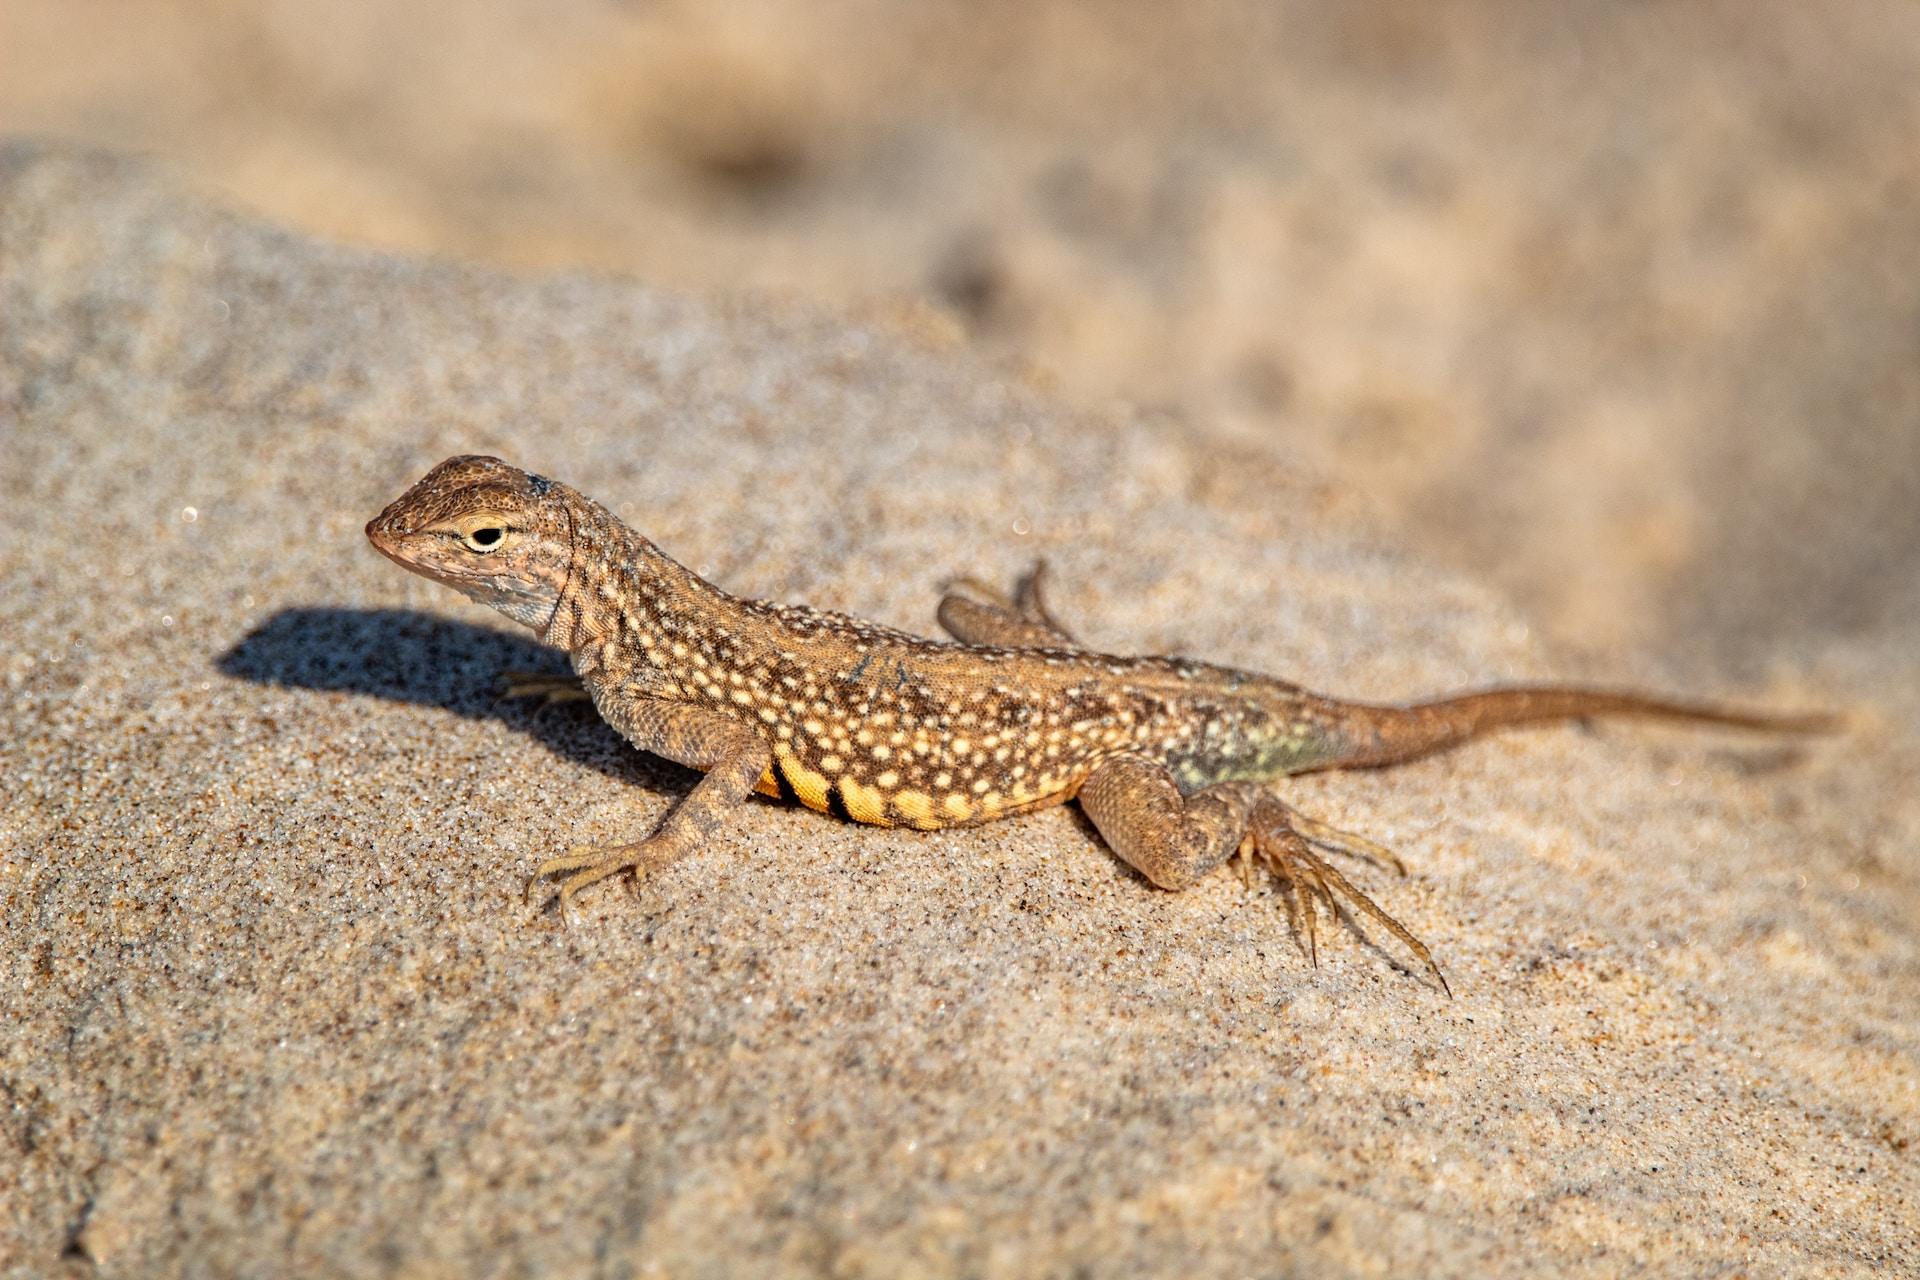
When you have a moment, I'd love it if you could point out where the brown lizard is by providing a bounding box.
[366,455,1830,990]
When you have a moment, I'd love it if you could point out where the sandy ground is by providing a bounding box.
[3,144,1917,1276]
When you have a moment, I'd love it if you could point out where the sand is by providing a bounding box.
[3,143,1918,1276]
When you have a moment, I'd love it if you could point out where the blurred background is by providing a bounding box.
[6,0,1917,679]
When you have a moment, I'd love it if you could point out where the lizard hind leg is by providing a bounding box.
[1249,798,1449,994]
[936,560,1082,649]
[1076,756,1446,989]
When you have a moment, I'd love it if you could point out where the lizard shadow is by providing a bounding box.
[215,606,689,795]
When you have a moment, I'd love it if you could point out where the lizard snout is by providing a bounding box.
[364,505,411,560]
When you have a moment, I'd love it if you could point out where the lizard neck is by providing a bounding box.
[540,496,744,659]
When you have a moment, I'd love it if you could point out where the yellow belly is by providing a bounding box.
[760,746,1078,831]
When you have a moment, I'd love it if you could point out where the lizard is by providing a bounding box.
[366,455,1832,991]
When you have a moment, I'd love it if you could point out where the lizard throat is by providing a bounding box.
[538,499,580,648]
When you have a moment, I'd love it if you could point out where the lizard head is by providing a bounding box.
[366,455,576,633]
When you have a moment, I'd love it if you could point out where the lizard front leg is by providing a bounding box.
[1077,755,1446,991]
[498,671,589,704]
[528,698,771,913]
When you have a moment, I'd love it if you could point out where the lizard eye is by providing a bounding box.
[462,526,507,553]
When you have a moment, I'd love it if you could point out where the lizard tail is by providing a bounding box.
[1310,685,1838,770]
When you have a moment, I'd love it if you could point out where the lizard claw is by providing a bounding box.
[527,842,617,914]
[527,838,675,919]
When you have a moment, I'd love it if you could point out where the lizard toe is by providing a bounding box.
[1250,800,1449,995]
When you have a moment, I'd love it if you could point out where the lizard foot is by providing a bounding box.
[936,560,1081,649]
[1277,804,1407,875]
[1247,799,1448,995]
[499,671,590,705]
[526,838,670,918]
[940,573,1017,610]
